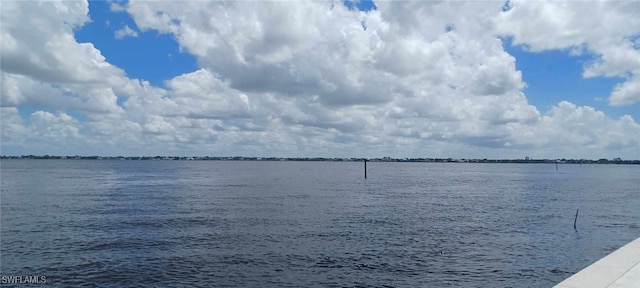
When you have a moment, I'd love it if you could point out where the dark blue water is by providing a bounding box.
[1,160,638,287]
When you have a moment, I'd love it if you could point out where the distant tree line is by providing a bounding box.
[0,155,638,164]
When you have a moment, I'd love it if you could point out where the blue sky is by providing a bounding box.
[74,1,197,88]
[74,1,636,120]
[1,1,639,158]
[503,43,633,119]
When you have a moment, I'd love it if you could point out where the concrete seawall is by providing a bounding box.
[554,237,640,288]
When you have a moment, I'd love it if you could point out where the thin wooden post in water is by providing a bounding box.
[364,159,367,179]
[574,209,579,229]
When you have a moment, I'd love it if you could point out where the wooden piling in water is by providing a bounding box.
[574,209,579,229]
[364,159,367,179]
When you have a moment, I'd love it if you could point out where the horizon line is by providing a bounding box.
[1,155,639,163]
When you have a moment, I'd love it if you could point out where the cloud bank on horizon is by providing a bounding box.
[1,0,639,159]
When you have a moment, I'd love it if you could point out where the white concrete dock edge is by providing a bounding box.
[554,237,640,288]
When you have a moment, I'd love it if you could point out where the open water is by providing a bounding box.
[1,160,638,287]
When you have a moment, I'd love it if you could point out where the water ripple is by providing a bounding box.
[2,160,639,287]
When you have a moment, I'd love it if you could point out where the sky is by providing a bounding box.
[1,0,639,159]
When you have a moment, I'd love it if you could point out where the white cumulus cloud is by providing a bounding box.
[495,0,640,106]
[0,0,638,159]
[114,24,138,39]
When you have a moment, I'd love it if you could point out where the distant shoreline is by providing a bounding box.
[1,155,638,164]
